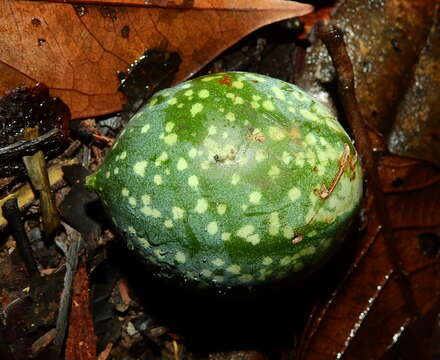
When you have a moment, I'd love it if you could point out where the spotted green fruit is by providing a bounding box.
[86,72,362,288]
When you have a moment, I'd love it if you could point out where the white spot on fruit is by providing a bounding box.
[190,103,203,117]
[282,151,292,165]
[200,161,210,170]
[164,133,177,146]
[119,151,127,160]
[251,101,260,109]
[188,175,199,188]
[239,274,253,283]
[208,126,217,135]
[262,257,273,266]
[177,158,188,171]
[232,81,244,89]
[227,264,241,274]
[255,150,267,162]
[234,96,244,105]
[283,226,294,239]
[128,197,137,206]
[198,89,210,98]
[207,221,218,235]
[221,232,231,241]
[155,152,169,166]
[195,199,208,213]
[249,191,262,204]
[184,89,193,96]
[280,256,291,266]
[269,127,286,141]
[175,251,186,263]
[133,161,148,177]
[164,219,173,228]
[288,187,301,201]
[236,225,260,245]
[268,212,280,236]
[167,97,177,105]
[141,124,151,133]
[212,258,225,266]
[165,122,175,132]
[237,224,254,238]
[268,165,280,178]
[271,86,285,101]
[172,207,185,220]
[142,194,151,205]
[231,174,240,185]
[114,167,119,175]
[217,204,227,215]
[121,188,129,197]
[201,269,212,277]
[262,100,275,111]
[305,133,317,145]
[188,148,197,158]
[300,108,320,122]
[154,174,163,185]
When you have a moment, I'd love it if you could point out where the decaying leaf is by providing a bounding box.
[296,0,437,135]
[0,0,312,118]
[388,7,440,166]
[294,1,440,356]
[297,156,440,360]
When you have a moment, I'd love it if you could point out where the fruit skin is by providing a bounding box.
[86,72,363,288]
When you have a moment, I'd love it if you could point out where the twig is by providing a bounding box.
[22,126,60,236]
[65,266,97,360]
[0,128,61,162]
[317,24,419,317]
[61,139,82,158]
[53,225,82,353]
[0,158,78,230]
[2,198,39,277]
[30,328,57,357]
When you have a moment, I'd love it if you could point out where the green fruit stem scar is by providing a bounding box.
[87,72,363,288]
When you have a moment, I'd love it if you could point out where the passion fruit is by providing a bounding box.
[86,72,363,288]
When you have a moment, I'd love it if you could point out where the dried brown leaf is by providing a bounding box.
[297,156,440,360]
[0,0,312,118]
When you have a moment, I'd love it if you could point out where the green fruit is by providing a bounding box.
[86,72,362,288]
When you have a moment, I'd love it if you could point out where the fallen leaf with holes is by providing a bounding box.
[0,0,312,119]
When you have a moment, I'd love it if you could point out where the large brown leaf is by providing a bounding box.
[297,155,440,360]
[294,0,440,358]
[0,0,312,118]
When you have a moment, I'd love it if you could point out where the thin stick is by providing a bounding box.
[317,24,419,317]
[2,198,39,277]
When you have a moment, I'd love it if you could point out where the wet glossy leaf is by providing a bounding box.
[0,0,312,118]
[297,2,440,165]
[294,1,440,359]
[388,8,440,166]
[298,156,440,360]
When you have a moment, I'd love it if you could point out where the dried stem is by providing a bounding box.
[317,24,419,317]
[0,128,61,163]
[22,126,60,236]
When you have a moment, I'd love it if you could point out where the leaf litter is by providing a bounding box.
[0,0,440,359]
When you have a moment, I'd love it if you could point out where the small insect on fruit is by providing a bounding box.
[86,72,363,289]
